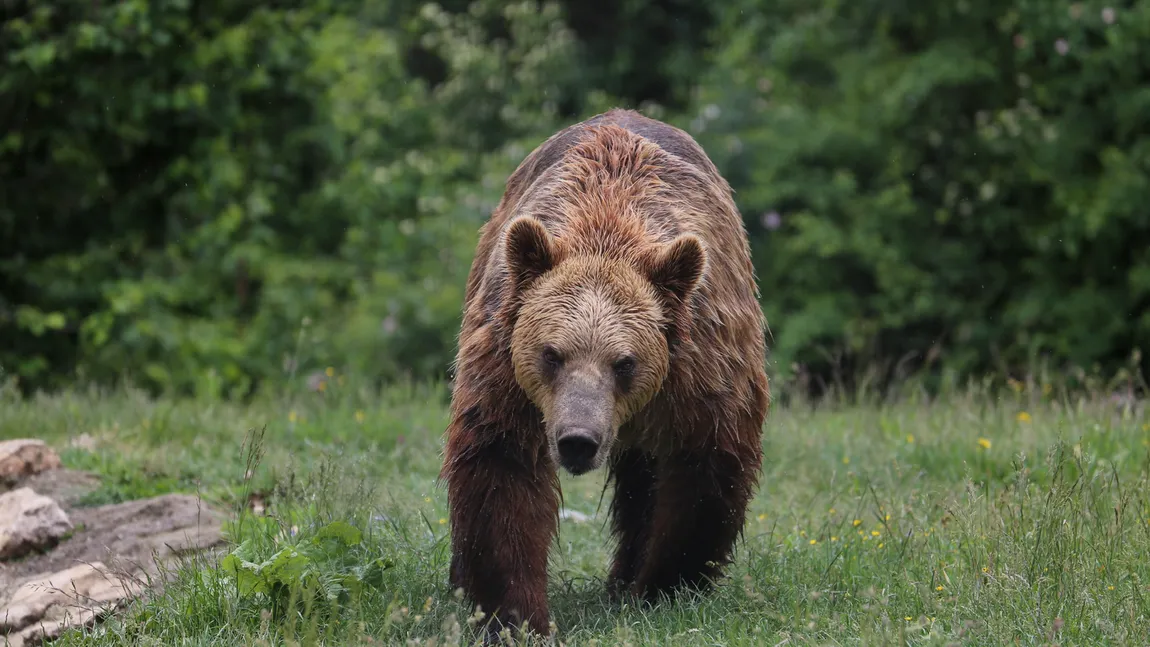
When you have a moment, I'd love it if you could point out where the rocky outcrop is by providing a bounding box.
[0,438,226,647]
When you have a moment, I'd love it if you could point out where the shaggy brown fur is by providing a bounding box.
[440,109,769,640]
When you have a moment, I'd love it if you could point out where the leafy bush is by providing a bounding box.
[690,0,1149,387]
[0,0,582,396]
[222,516,393,620]
[2,0,1146,396]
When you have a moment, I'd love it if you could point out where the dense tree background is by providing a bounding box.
[2,0,1147,398]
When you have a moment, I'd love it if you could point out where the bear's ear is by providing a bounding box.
[644,234,706,308]
[505,217,558,292]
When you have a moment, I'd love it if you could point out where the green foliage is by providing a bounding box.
[16,384,1150,645]
[221,516,394,620]
[0,0,580,395]
[562,0,717,111]
[1,0,1146,395]
[69,454,194,507]
[691,0,1150,385]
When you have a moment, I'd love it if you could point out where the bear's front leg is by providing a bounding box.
[630,442,759,601]
[444,433,558,640]
[606,447,657,596]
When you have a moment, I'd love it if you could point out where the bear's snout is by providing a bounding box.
[556,427,601,475]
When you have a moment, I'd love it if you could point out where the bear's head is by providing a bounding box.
[504,216,706,476]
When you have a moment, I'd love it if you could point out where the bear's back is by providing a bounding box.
[476,112,751,285]
[501,109,728,219]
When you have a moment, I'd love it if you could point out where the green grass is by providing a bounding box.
[1,376,1148,646]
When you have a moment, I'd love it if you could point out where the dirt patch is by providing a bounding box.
[16,470,101,509]
[0,493,226,593]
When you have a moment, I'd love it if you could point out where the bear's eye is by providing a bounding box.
[541,346,564,369]
[612,356,637,378]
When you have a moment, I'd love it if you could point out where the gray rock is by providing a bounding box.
[0,489,72,561]
[0,562,143,644]
[558,508,592,523]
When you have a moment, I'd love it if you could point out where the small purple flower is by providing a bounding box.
[306,371,327,392]
[1102,7,1116,24]
[1055,39,1070,56]
[381,314,398,335]
[761,211,782,231]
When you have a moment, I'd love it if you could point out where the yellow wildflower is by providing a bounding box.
[853,519,862,527]
[757,513,767,521]
[1017,411,1031,423]
[439,518,447,525]
[809,539,817,545]
[871,530,881,537]
[935,585,944,591]
[829,508,836,515]
[288,410,298,423]
[325,366,335,377]
[977,437,992,450]
[906,434,915,444]
[842,456,850,465]
[831,536,839,542]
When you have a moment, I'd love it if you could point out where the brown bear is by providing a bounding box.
[440,108,769,640]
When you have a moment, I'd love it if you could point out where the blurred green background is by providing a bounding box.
[1,0,1147,398]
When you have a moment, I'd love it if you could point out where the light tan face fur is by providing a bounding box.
[512,258,669,473]
[502,217,705,476]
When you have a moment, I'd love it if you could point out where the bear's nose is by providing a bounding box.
[556,427,601,475]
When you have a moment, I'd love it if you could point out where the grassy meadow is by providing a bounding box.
[1,375,1148,646]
